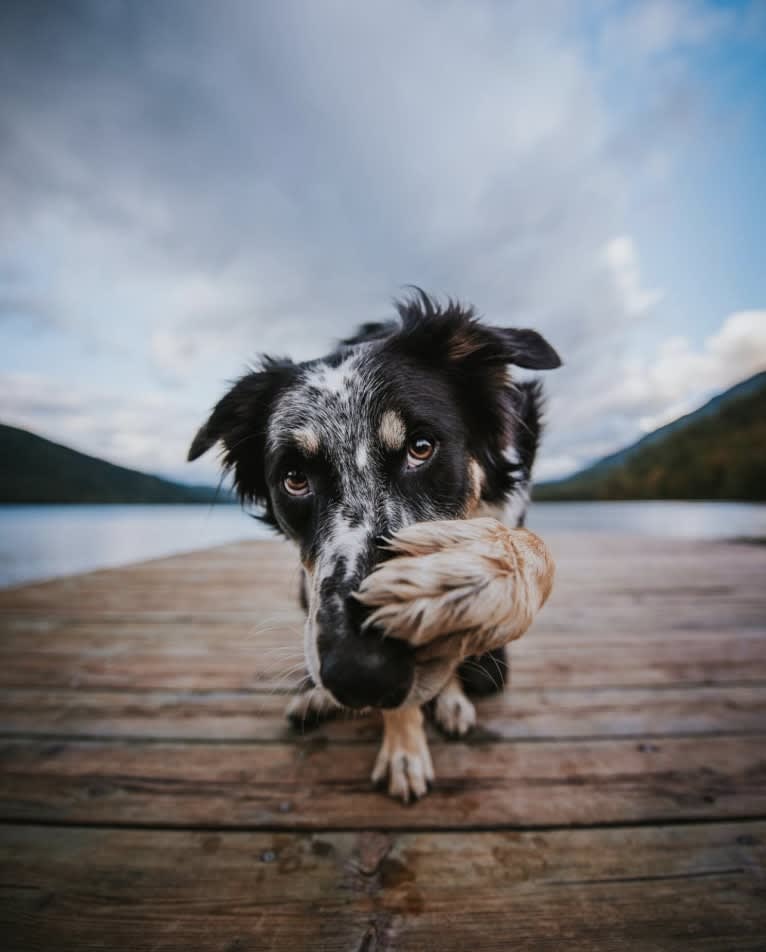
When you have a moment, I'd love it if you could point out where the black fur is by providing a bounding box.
[188,357,297,527]
[458,648,510,696]
[189,290,560,709]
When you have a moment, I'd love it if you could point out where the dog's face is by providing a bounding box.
[189,292,560,710]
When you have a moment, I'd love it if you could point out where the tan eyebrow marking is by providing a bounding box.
[378,410,406,451]
[292,427,320,456]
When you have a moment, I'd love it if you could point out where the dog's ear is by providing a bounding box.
[439,323,562,370]
[188,358,296,504]
[388,291,560,505]
[392,289,562,371]
[491,328,562,370]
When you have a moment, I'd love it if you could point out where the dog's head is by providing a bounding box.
[189,291,560,709]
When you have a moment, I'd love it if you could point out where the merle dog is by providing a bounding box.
[189,291,561,801]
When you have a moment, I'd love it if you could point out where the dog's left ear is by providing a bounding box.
[444,318,562,370]
[392,290,562,371]
[490,328,562,370]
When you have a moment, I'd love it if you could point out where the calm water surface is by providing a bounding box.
[1,501,765,589]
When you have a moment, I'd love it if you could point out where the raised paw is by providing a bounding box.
[372,707,435,803]
[354,518,555,655]
[285,686,339,730]
[434,677,476,737]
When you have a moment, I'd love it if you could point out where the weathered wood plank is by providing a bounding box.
[1,634,763,691]
[1,822,764,952]
[0,532,764,949]
[2,535,764,617]
[2,611,764,654]
[0,735,763,829]
[1,685,764,742]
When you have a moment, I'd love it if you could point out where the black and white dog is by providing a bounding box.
[189,291,561,801]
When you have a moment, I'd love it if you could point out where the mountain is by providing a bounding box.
[0,423,233,504]
[535,370,766,502]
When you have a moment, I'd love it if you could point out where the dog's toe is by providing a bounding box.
[372,722,435,803]
[434,681,476,738]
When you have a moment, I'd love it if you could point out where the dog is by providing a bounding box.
[188,290,561,801]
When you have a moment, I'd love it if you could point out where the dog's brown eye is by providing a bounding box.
[283,470,310,496]
[407,436,436,468]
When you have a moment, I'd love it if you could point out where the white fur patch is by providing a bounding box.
[434,676,476,737]
[310,359,352,395]
[503,485,530,527]
[474,488,529,528]
[355,442,369,470]
[329,512,371,578]
[378,410,406,451]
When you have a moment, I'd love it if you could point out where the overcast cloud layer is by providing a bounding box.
[1,0,764,484]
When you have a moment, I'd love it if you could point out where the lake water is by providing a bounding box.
[1,501,765,589]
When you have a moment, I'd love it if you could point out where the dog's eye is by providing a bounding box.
[283,470,311,496]
[407,435,436,468]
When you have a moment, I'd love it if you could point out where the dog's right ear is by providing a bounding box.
[187,420,220,461]
[187,358,296,504]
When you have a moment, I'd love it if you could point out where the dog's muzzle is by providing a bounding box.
[318,590,415,709]
[313,533,416,709]
[320,636,413,709]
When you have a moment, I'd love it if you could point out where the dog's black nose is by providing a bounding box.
[320,634,414,709]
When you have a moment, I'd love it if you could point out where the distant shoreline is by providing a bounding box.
[4,497,766,506]
[533,495,766,504]
[3,501,766,589]
[0,499,238,506]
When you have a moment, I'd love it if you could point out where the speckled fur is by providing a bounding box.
[188,290,561,801]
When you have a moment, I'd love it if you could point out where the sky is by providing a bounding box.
[1,0,765,485]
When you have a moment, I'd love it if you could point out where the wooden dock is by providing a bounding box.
[0,532,765,950]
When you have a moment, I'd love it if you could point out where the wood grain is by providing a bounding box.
[1,823,764,952]
[0,532,764,949]
[0,734,764,829]
[0,636,764,692]
[0,685,764,741]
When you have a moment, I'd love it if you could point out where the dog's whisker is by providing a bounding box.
[488,651,508,686]
[462,658,500,693]
[248,617,304,637]
[265,661,310,696]
[460,657,502,693]
[258,650,305,671]
[259,644,304,659]
[272,660,309,678]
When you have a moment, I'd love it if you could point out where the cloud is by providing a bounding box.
[0,372,218,483]
[0,2,656,348]
[636,310,766,429]
[539,309,766,478]
[599,0,735,60]
[602,236,664,317]
[0,1,762,486]
[709,310,766,371]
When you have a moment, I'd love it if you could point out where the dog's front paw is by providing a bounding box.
[355,518,555,656]
[434,677,476,737]
[372,707,434,803]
